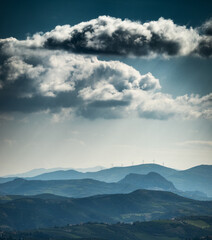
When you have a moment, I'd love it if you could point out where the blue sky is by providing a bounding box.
[0,0,212,175]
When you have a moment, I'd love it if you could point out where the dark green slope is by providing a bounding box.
[1,216,212,240]
[0,193,68,204]
[0,190,212,230]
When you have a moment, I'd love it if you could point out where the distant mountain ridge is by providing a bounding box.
[119,172,176,191]
[0,172,208,200]
[168,165,212,195]
[28,164,212,197]
[0,172,177,198]
[1,164,212,196]
[1,166,105,178]
[0,189,212,230]
[2,168,69,178]
[29,163,177,182]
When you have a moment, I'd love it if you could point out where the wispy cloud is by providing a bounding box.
[0,114,14,121]
[177,140,212,148]
[66,138,85,146]
[51,108,73,123]
[4,139,15,146]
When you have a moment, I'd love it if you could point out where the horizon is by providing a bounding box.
[1,162,211,178]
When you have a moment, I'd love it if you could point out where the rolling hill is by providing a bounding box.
[2,216,212,240]
[0,190,212,230]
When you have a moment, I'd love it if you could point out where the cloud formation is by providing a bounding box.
[42,16,211,58]
[0,16,212,120]
[1,16,211,59]
[178,140,212,148]
[199,18,212,36]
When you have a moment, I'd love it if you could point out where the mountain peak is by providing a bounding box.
[119,172,176,191]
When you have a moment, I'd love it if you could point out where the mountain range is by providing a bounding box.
[0,164,211,197]
[1,166,105,178]
[24,164,212,197]
[0,172,208,200]
[28,163,176,181]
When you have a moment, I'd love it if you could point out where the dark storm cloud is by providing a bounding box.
[43,16,195,57]
[44,28,180,57]
[0,90,80,113]
[193,19,212,57]
[199,19,212,36]
[195,38,212,58]
[41,16,212,58]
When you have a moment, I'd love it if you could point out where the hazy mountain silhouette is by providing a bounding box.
[2,168,69,178]
[119,172,176,191]
[28,164,212,197]
[0,177,16,184]
[29,164,176,181]
[168,165,212,196]
[1,166,105,178]
[0,172,208,200]
[1,164,212,196]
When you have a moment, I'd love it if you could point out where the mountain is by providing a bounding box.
[0,178,119,198]
[119,172,176,191]
[0,172,207,200]
[1,166,106,178]
[0,190,212,230]
[168,165,212,197]
[0,172,177,198]
[0,177,15,184]
[1,168,69,178]
[29,164,177,182]
[2,216,212,240]
[0,168,71,184]
[1,164,212,197]
[0,173,208,200]
[29,169,85,180]
[28,164,212,197]
[75,166,106,172]
[118,172,209,200]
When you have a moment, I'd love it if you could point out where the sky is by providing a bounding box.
[0,0,212,175]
